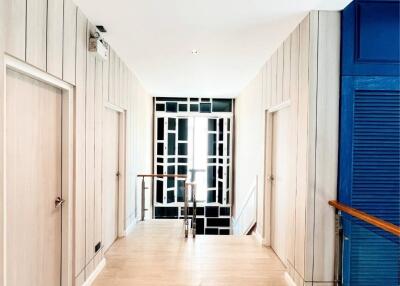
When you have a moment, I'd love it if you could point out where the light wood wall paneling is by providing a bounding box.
[103,46,110,102]
[286,25,300,267]
[276,45,284,105]
[270,52,278,107]
[0,0,5,280]
[63,0,77,85]
[265,63,271,110]
[283,37,291,102]
[47,0,63,78]
[26,0,47,70]
[94,56,103,254]
[294,14,310,279]
[115,55,121,106]
[121,63,128,109]
[5,0,26,60]
[305,11,320,281]
[75,9,88,276]
[108,49,115,104]
[312,11,340,282]
[86,23,96,265]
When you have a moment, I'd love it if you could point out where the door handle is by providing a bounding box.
[116,172,120,177]
[267,175,275,181]
[55,196,65,208]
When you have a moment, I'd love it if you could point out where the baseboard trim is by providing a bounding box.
[124,219,137,236]
[284,272,296,286]
[82,258,106,286]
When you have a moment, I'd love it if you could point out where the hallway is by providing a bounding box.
[93,220,287,286]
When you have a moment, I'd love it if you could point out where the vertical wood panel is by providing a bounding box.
[283,37,291,102]
[115,55,121,106]
[265,62,271,110]
[0,1,4,279]
[121,63,127,109]
[85,23,96,264]
[108,49,115,104]
[63,0,77,85]
[26,0,47,70]
[103,46,110,102]
[75,9,87,276]
[286,25,300,267]
[5,0,26,60]
[295,14,310,279]
[270,52,278,107]
[94,57,103,253]
[313,11,340,282]
[276,45,284,105]
[47,0,63,78]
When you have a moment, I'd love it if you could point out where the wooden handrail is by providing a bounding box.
[137,174,187,179]
[329,200,400,237]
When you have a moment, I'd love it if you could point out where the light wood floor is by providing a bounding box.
[93,220,287,286]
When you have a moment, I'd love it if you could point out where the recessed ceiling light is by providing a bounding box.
[192,49,199,55]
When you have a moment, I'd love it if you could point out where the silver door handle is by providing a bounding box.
[55,196,65,208]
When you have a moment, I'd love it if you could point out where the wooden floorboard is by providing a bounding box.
[93,219,287,286]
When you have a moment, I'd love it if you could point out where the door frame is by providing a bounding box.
[104,102,127,238]
[263,101,290,247]
[1,55,74,286]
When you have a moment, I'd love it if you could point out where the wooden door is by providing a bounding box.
[6,69,62,286]
[103,108,120,252]
[270,107,291,266]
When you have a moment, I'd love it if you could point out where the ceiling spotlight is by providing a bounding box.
[191,49,199,55]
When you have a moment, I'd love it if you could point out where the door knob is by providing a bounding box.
[267,175,275,181]
[55,196,65,208]
[116,172,120,177]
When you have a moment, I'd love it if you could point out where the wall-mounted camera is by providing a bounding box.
[89,27,109,61]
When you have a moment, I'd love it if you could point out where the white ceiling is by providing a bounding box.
[75,0,350,98]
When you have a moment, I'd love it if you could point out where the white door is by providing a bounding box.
[102,108,120,252]
[6,69,62,286]
[270,107,291,265]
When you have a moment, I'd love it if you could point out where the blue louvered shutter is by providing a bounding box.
[339,76,400,285]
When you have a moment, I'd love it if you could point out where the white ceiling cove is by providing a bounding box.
[75,0,351,98]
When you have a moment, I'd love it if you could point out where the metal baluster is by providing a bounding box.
[192,183,196,238]
[184,182,189,238]
[141,177,145,221]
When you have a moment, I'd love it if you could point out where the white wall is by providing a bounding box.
[0,0,5,283]
[234,11,340,285]
[1,1,153,284]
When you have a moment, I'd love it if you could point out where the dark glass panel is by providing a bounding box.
[167,177,175,188]
[201,98,210,102]
[205,228,218,235]
[178,165,187,175]
[167,157,175,163]
[207,166,216,188]
[178,119,188,140]
[220,207,230,216]
[218,166,223,179]
[219,229,230,235]
[207,218,230,227]
[168,133,175,155]
[227,118,231,131]
[157,118,164,140]
[196,218,204,235]
[156,97,187,102]
[208,119,216,131]
[157,157,163,163]
[212,99,232,112]
[208,158,216,164]
[190,98,199,102]
[207,190,216,203]
[218,181,223,204]
[156,180,163,203]
[178,104,187,112]
[178,143,188,155]
[168,118,176,130]
[157,143,164,155]
[178,157,188,163]
[154,207,179,218]
[166,102,178,112]
[227,166,230,188]
[157,165,163,175]
[205,206,219,217]
[218,119,224,140]
[218,143,223,156]
[177,180,185,202]
[200,103,211,113]
[167,165,175,174]
[190,104,199,112]
[167,191,175,203]
[156,103,165,111]
[227,134,230,156]
[208,134,216,156]
[226,191,229,204]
